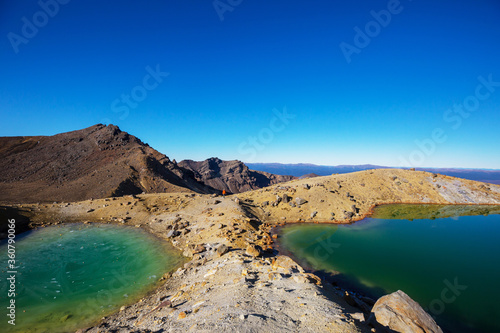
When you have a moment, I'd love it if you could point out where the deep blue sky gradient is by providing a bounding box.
[1,0,499,168]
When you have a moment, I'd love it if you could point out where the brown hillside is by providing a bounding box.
[0,124,215,203]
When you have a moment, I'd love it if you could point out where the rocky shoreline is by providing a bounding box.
[2,169,500,332]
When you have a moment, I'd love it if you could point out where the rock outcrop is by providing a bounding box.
[178,157,295,194]
[369,290,443,333]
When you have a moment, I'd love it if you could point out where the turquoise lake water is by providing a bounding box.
[279,205,500,333]
[0,223,183,333]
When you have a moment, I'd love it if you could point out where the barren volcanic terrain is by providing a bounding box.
[3,168,500,332]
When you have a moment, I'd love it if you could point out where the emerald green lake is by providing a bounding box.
[0,223,184,333]
[279,205,500,333]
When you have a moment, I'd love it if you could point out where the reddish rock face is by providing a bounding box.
[178,157,295,194]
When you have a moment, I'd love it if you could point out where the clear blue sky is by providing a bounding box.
[1,0,499,168]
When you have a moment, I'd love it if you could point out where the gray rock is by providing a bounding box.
[310,211,317,218]
[261,201,269,207]
[295,197,307,205]
[282,193,291,203]
[344,211,354,219]
[302,184,310,190]
[166,230,180,238]
[216,244,229,257]
[369,290,443,333]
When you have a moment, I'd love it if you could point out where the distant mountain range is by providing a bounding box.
[247,163,500,185]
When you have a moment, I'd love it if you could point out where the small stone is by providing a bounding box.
[282,193,291,203]
[239,314,247,320]
[245,244,261,257]
[178,311,186,319]
[344,211,354,219]
[216,244,229,257]
[350,312,365,322]
[343,291,357,307]
[293,275,309,283]
[86,209,94,213]
[193,244,205,254]
[302,184,310,190]
[166,230,180,238]
[295,197,307,205]
[310,211,317,218]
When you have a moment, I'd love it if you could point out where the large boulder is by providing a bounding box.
[369,290,443,333]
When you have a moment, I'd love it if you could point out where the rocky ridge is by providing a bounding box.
[179,158,295,194]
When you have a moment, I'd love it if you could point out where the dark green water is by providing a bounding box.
[279,205,500,333]
[0,223,184,333]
